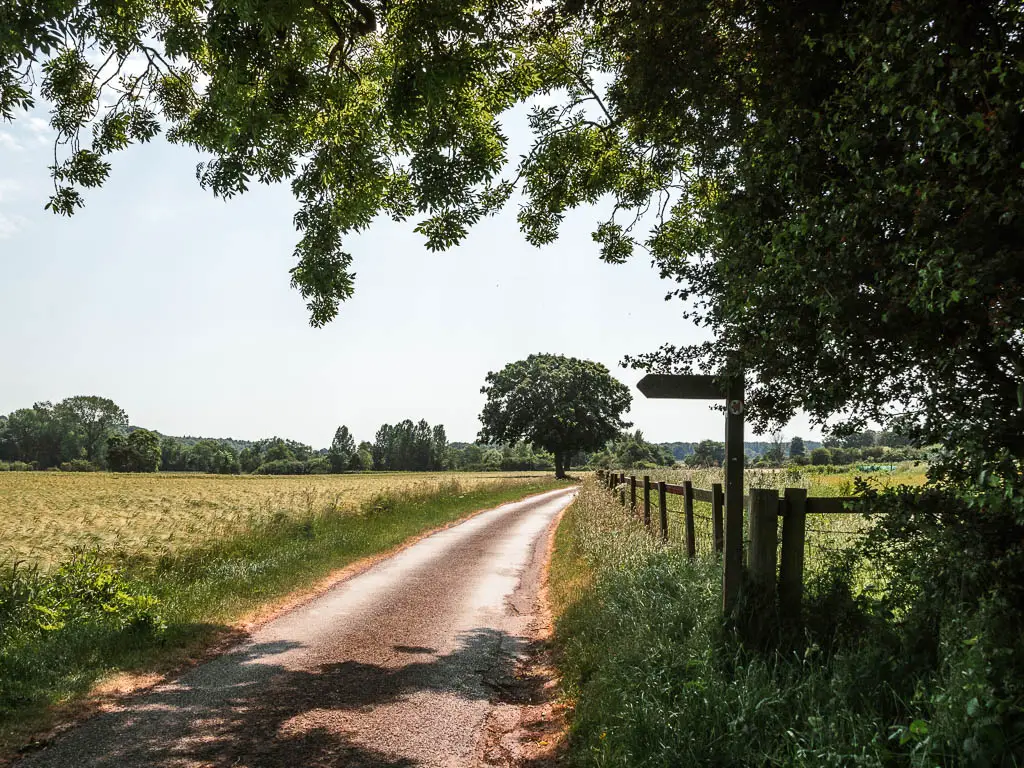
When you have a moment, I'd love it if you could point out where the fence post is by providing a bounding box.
[658,481,668,541]
[630,476,637,514]
[712,483,725,554]
[747,488,780,643]
[748,489,779,585]
[779,487,807,628]
[683,480,696,558]
[643,476,651,529]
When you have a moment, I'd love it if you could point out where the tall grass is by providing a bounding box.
[0,477,563,753]
[551,481,1003,767]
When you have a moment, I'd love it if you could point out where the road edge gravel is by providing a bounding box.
[475,490,576,766]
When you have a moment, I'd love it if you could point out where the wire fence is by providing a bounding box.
[597,470,885,614]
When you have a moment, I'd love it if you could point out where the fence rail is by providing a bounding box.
[595,469,866,635]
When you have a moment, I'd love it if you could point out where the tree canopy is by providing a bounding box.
[328,425,357,471]
[6,2,1020,464]
[106,428,161,472]
[479,354,631,478]
[0,396,128,468]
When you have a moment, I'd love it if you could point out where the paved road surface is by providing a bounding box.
[20,486,577,768]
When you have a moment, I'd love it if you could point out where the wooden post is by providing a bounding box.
[683,480,696,558]
[723,375,745,613]
[630,475,637,514]
[712,483,725,554]
[747,488,779,643]
[643,476,651,529]
[748,489,779,585]
[658,481,668,541]
[779,488,807,627]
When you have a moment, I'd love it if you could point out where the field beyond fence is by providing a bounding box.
[596,464,927,631]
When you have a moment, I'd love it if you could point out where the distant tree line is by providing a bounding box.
[588,430,928,471]
[2,395,924,475]
[666,431,927,469]
[0,396,560,474]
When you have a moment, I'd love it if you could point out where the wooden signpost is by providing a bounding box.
[637,372,745,613]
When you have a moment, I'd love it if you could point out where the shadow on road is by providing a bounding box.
[22,628,547,768]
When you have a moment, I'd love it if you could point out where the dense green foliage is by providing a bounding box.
[238,436,317,473]
[552,482,1024,767]
[160,436,241,474]
[587,430,674,470]
[789,436,806,459]
[479,354,632,478]
[446,441,557,471]
[0,477,562,737]
[0,555,165,714]
[0,397,126,469]
[106,428,161,472]
[371,419,448,471]
[327,425,357,471]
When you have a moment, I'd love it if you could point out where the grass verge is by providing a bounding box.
[0,477,564,756]
[549,481,1019,767]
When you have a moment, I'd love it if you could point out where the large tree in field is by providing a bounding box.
[327,425,356,472]
[54,395,128,463]
[479,354,631,479]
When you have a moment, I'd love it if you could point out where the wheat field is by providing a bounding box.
[0,471,551,567]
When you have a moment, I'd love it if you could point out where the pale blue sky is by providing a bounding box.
[0,106,821,448]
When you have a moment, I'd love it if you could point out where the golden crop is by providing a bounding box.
[0,471,550,568]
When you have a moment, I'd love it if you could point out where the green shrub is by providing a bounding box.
[305,457,332,474]
[810,447,832,465]
[254,459,308,475]
[59,459,100,472]
[0,554,164,714]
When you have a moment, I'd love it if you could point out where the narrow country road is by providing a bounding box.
[20,486,577,768]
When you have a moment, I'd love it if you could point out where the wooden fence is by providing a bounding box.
[595,470,863,630]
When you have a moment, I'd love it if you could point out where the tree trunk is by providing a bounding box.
[554,451,566,479]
